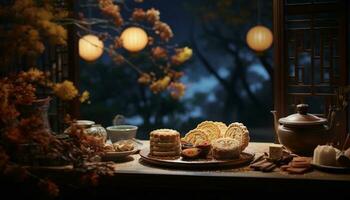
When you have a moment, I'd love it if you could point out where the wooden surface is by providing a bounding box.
[113,141,350,181]
[27,141,350,198]
[95,141,349,198]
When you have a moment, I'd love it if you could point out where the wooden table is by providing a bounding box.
[24,142,350,199]
[94,141,349,198]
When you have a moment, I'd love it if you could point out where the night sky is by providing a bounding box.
[79,0,274,141]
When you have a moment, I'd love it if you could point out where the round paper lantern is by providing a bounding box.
[79,34,104,62]
[120,27,148,52]
[246,25,273,52]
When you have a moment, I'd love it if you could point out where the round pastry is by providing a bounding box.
[149,129,181,157]
[196,121,221,142]
[313,145,337,166]
[225,122,250,151]
[212,137,241,160]
[181,148,201,159]
[150,129,180,142]
[195,141,211,158]
[183,129,208,145]
[214,121,228,137]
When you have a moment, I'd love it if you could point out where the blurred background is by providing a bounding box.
[79,0,274,141]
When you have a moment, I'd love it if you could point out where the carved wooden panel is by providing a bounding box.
[273,0,348,145]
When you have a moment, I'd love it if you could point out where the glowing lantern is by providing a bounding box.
[246,25,273,52]
[79,34,104,62]
[120,27,148,52]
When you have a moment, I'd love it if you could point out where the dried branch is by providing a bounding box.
[191,24,230,91]
[258,55,273,80]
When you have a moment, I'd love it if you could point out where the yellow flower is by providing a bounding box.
[34,41,45,53]
[36,9,53,21]
[38,20,51,30]
[28,29,39,39]
[178,47,192,62]
[169,82,186,99]
[138,73,152,85]
[55,10,69,19]
[56,25,67,40]
[150,76,171,93]
[146,8,160,23]
[79,91,90,103]
[172,47,192,65]
[27,68,44,80]
[53,80,78,101]
[13,0,34,12]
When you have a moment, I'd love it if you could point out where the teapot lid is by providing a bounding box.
[279,104,327,126]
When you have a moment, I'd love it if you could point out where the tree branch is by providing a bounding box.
[232,53,262,107]
[191,25,231,91]
[203,22,273,83]
[258,55,273,80]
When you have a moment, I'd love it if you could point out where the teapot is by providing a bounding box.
[271,104,336,156]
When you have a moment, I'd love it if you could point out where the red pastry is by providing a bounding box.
[181,148,201,159]
[195,141,211,158]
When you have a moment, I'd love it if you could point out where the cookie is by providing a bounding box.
[184,129,209,145]
[224,122,250,151]
[196,121,221,142]
[214,121,228,137]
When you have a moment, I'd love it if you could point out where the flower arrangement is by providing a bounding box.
[0,0,193,196]
[0,68,114,197]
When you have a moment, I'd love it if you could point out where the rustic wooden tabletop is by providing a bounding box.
[112,141,350,181]
[27,141,350,198]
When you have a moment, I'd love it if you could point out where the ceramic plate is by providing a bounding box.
[103,149,138,158]
[102,139,143,160]
[311,162,350,173]
[139,148,255,169]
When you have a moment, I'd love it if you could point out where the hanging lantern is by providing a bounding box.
[120,27,148,52]
[79,34,104,62]
[246,25,273,52]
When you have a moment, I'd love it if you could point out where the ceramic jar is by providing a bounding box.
[64,120,107,143]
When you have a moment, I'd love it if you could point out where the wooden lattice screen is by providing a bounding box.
[273,0,348,144]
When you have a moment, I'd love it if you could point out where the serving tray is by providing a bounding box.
[139,148,255,169]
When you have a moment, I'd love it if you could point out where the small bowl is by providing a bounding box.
[107,125,138,143]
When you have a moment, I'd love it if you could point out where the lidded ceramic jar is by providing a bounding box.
[64,120,107,143]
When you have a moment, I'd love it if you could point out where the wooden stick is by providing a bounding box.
[250,154,264,165]
[341,133,350,151]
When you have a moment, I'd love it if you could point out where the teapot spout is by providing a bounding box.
[271,110,279,136]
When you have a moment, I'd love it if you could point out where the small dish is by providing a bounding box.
[102,140,143,161]
[311,162,350,173]
[103,149,138,159]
